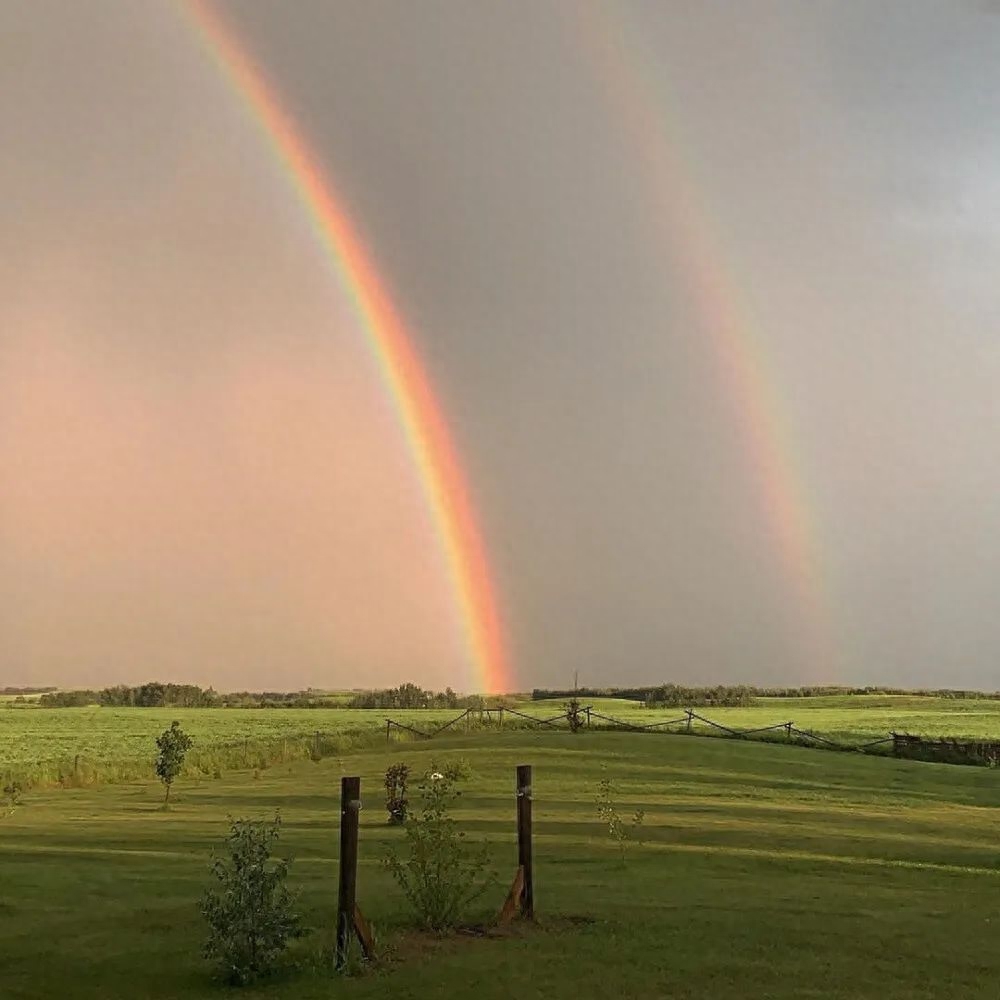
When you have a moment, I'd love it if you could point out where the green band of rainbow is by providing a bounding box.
[182,0,511,694]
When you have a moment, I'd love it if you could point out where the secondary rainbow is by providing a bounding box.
[572,6,833,674]
[181,0,511,693]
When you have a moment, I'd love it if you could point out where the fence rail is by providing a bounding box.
[384,704,1000,768]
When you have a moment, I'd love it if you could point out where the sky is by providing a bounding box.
[3,0,1000,693]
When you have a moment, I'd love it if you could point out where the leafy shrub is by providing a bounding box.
[155,721,192,804]
[201,814,300,985]
[2,780,22,817]
[596,775,644,863]
[384,761,494,930]
[384,763,410,824]
[565,697,584,733]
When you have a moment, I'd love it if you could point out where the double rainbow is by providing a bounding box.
[182,1,511,693]
[572,6,831,674]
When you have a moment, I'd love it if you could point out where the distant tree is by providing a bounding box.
[155,721,193,804]
[136,681,167,707]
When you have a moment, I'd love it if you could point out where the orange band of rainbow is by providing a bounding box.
[182,1,511,693]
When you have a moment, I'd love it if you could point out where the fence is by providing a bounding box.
[385,704,1000,765]
[889,733,1000,766]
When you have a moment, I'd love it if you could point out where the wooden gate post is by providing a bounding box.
[336,776,361,968]
[516,764,533,918]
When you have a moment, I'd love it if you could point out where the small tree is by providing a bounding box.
[384,761,494,930]
[565,696,584,733]
[201,814,299,985]
[384,762,410,824]
[596,774,644,864]
[1,781,21,818]
[155,721,192,804]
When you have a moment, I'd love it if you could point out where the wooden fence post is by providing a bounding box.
[336,776,361,969]
[516,764,533,918]
[685,710,693,733]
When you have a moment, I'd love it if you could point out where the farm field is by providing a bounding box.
[9,694,1000,788]
[539,693,1000,743]
[4,729,1000,999]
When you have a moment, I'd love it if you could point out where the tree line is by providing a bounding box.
[532,684,1000,706]
[34,681,488,710]
[532,684,756,707]
[37,683,339,709]
[346,683,487,710]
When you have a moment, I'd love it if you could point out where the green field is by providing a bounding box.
[5,728,1000,999]
[8,694,1000,789]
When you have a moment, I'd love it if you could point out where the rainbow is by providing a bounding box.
[181,0,511,693]
[572,6,832,675]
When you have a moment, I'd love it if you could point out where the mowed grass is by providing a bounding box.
[4,730,1000,999]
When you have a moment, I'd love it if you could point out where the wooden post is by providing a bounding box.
[386,719,391,743]
[499,707,504,729]
[516,764,533,918]
[785,722,792,742]
[585,706,591,728]
[686,710,693,733]
[336,776,361,969]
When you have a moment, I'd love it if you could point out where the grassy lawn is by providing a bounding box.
[4,730,1000,998]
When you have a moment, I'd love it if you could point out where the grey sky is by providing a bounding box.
[3,1,1000,692]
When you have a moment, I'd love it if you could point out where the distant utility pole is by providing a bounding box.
[573,670,578,694]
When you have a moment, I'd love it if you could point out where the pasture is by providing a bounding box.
[9,694,1000,789]
[4,727,1000,998]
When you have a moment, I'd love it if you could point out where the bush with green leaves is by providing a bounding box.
[596,774,644,863]
[201,814,300,985]
[384,760,494,930]
[384,762,410,824]
[155,721,192,804]
[565,696,585,733]
[2,780,22,818]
